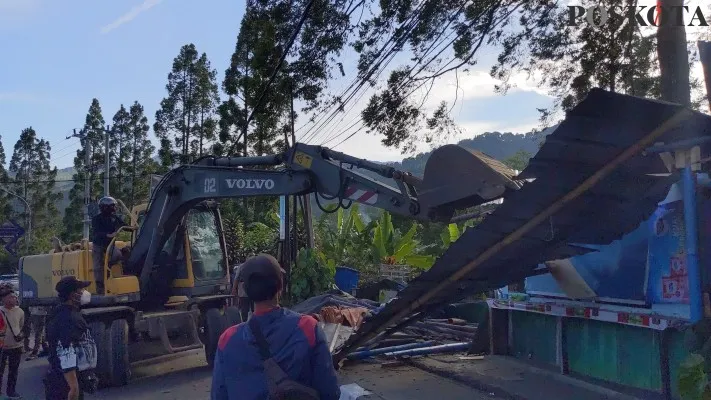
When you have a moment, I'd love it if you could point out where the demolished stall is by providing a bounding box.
[488,43,711,399]
[331,89,711,399]
[492,171,711,398]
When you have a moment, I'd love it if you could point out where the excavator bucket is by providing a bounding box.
[418,145,523,221]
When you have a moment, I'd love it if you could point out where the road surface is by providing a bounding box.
[13,350,499,399]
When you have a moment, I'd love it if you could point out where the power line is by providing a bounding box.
[0,173,153,185]
[49,137,79,157]
[298,1,430,145]
[227,0,316,155]
[302,0,498,149]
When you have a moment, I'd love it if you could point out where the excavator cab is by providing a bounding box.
[155,203,229,296]
[91,199,229,304]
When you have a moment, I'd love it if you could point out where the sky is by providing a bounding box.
[0,0,706,170]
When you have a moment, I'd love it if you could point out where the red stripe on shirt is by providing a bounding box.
[298,315,317,347]
[218,323,243,351]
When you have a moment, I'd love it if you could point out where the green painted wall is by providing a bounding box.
[445,301,489,323]
[565,318,662,391]
[510,311,558,366]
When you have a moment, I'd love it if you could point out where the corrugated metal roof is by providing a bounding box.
[335,89,711,360]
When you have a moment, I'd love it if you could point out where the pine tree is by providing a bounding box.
[110,105,133,204]
[127,101,156,208]
[219,0,351,156]
[192,54,220,157]
[62,99,107,241]
[155,44,219,167]
[84,99,107,197]
[9,128,61,254]
[0,136,11,220]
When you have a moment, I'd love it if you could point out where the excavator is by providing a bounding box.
[17,142,521,388]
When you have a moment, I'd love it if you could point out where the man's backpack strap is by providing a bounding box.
[248,318,272,361]
[247,317,322,400]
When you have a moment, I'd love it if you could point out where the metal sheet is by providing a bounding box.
[335,89,711,359]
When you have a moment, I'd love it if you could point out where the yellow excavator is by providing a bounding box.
[18,142,520,388]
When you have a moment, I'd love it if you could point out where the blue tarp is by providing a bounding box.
[526,218,650,303]
[527,177,710,306]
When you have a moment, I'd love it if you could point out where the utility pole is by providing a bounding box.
[68,129,92,240]
[104,124,110,197]
[22,139,29,251]
[290,83,313,248]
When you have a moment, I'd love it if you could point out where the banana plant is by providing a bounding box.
[372,211,435,270]
[316,203,373,269]
[440,223,462,248]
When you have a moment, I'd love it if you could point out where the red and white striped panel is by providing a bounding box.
[344,186,378,205]
[487,299,680,330]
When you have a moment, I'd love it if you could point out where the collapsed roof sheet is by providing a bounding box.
[335,89,711,360]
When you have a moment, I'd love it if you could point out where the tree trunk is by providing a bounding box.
[118,133,122,201]
[200,112,204,157]
[657,0,691,105]
[131,135,137,209]
[700,41,711,112]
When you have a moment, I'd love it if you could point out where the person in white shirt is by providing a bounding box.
[0,287,25,399]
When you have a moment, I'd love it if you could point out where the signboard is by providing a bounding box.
[647,200,689,304]
[0,220,25,256]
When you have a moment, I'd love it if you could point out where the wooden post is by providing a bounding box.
[488,308,510,355]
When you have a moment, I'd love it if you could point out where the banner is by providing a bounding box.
[647,200,689,304]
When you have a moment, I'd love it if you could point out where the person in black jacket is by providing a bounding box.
[91,196,126,293]
[44,276,98,400]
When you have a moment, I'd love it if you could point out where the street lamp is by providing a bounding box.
[0,187,31,253]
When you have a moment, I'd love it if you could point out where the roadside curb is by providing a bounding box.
[407,356,643,400]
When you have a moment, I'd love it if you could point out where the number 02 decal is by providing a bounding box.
[204,178,217,193]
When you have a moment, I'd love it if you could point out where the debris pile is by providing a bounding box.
[291,289,478,362]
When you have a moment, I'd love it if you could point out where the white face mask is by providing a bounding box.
[80,290,91,305]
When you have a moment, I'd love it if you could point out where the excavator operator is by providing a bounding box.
[91,197,126,294]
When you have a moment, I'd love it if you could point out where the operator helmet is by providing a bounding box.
[99,196,118,214]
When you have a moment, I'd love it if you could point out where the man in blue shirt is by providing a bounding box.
[211,254,340,400]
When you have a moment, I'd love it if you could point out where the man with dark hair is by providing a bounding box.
[44,277,98,400]
[211,254,341,400]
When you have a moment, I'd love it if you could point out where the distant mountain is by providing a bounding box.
[386,128,553,178]
[49,127,555,216]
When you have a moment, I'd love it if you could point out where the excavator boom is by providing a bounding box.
[127,142,521,296]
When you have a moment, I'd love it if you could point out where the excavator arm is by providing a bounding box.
[126,142,521,292]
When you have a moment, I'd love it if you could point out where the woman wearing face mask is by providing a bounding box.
[44,277,98,400]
